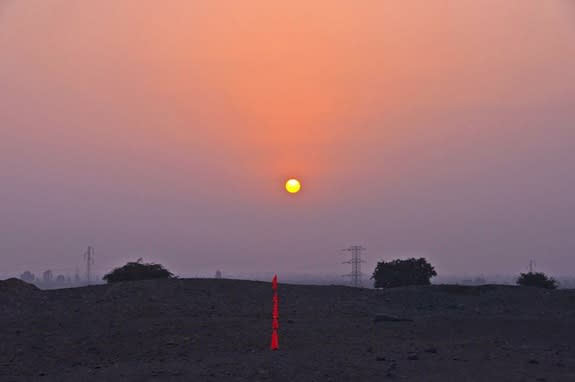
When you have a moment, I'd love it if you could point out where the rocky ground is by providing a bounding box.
[1,277,575,381]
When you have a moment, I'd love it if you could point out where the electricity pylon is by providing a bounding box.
[84,246,95,284]
[342,245,366,287]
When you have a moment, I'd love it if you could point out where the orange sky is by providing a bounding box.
[1,1,575,277]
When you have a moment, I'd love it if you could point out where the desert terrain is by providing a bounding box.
[1,278,574,381]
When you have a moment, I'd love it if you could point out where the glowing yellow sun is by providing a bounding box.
[285,178,302,194]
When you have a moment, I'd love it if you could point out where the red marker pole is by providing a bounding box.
[271,274,279,350]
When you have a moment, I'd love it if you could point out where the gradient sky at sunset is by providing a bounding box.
[1,1,575,278]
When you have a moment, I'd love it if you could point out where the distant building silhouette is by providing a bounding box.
[42,270,53,283]
[215,270,222,279]
[20,271,35,283]
[74,267,81,283]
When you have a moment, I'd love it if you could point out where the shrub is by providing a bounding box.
[371,257,437,288]
[516,272,557,289]
[103,260,174,283]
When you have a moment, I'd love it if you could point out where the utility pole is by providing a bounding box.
[84,246,95,284]
[529,260,536,273]
[342,245,366,287]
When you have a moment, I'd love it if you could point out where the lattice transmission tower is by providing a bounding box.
[84,246,95,284]
[529,260,536,273]
[342,245,366,287]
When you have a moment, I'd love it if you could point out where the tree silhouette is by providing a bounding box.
[103,261,174,283]
[371,258,437,288]
[517,272,557,289]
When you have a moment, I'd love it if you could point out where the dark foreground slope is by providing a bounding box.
[1,278,575,381]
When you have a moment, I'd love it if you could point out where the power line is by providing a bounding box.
[342,245,366,287]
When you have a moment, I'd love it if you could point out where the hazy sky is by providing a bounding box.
[1,1,575,279]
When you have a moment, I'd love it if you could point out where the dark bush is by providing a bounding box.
[516,272,557,289]
[371,257,437,288]
[103,261,174,283]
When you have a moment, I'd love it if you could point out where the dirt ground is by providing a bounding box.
[1,278,574,381]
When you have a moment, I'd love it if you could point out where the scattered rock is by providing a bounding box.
[528,359,540,365]
[407,354,419,361]
[376,356,386,361]
[424,347,438,354]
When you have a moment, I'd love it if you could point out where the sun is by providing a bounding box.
[285,178,302,194]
